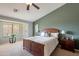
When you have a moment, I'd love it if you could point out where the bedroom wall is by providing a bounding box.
[33,3,79,39]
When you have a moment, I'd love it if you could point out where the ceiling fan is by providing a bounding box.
[27,3,40,10]
[13,3,40,12]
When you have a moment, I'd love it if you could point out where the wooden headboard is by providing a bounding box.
[43,28,59,33]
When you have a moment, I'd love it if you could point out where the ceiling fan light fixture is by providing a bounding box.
[25,0,32,6]
[25,1,40,10]
[26,3,32,6]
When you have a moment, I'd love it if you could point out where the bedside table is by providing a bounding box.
[60,39,75,52]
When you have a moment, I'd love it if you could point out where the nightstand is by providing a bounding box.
[60,39,75,52]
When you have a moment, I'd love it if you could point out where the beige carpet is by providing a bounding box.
[0,40,33,56]
[51,47,79,56]
[0,40,79,56]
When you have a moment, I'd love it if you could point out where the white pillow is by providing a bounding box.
[44,32,49,37]
[51,33,59,38]
[40,32,49,37]
[40,32,45,36]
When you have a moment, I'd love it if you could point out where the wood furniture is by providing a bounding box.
[23,39,44,56]
[43,28,59,33]
[31,41,44,56]
[23,40,31,52]
[23,28,59,56]
[60,39,75,52]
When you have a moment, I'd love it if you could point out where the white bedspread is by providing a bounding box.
[24,36,58,56]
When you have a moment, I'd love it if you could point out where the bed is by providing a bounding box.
[23,28,59,56]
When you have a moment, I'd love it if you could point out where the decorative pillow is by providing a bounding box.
[51,33,59,38]
[40,32,45,37]
[44,32,50,37]
[40,32,50,37]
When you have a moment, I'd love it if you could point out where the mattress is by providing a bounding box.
[24,36,58,56]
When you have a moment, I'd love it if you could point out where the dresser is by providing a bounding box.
[60,39,75,52]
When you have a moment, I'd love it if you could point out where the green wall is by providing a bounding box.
[33,3,79,39]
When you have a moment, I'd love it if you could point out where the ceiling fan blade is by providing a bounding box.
[32,3,40,10]
[27,4,30,10]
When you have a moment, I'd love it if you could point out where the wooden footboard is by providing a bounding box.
[23,39,44,56]
[31,41,44,56]
[23,39,31,52]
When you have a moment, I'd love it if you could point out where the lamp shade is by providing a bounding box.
[66,31,74,35]
[60,30,65,34]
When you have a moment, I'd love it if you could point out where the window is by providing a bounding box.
[1,21,28,40]
[3,23,12,36]
[13,24,19,35]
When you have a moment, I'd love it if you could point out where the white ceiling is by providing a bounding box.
[0,3,65,22]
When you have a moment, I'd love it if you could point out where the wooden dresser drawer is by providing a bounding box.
[60,39,75,52]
